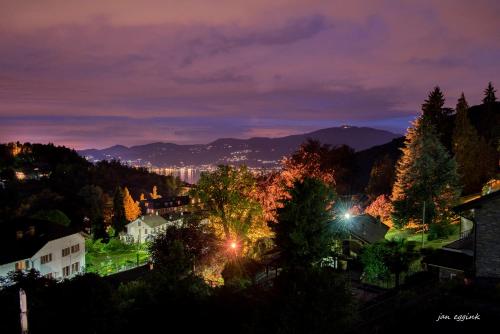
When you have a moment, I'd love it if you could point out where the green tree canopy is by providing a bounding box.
[273,177,336,269]
[361,239,418,288]
[78,185,104,223]
[112,187,126,233]
[191,165,266,247]
[31,209,71,227]
[149,222,219,278]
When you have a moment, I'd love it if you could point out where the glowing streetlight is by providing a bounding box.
[344,212,351,220]
[228,240,239,257]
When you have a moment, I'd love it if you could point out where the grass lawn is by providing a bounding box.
[85,239,150,276]
[385,224,460,250]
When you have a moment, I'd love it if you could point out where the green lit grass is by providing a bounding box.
[85,239,150,276]
[361,225,462,288]
[385,224,460,250]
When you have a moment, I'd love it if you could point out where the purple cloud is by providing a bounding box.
[0,0,499,148]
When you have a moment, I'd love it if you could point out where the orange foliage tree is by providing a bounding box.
[254,140,337,222]
[123,187,141,222]
[364,194,393,227]
[149,185,162,199]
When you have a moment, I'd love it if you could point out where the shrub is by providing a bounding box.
[103,238,131,252]
[31,209,71,226]
[427,222,453,241]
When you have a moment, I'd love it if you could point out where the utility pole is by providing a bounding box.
[19,288,28,334]
[421,200,426,248]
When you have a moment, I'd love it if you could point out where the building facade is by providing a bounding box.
[140,196,192,217]
[0,232,85,281]
[121,215,182,244]
[424,189,500,281]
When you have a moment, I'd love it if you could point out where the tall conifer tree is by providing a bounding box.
[421,86,453,148]
[112,187,127,232]
[391,114,460,228]
[483,82,497,105]
[453,93,496,194]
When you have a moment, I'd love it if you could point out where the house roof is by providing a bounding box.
[132,215,169,228]
[0,219,81,265]
[141,196,190,209]
[423,249,473,272]
[347,214,389,244]
[443,234,473,253]
[454,189,500,212]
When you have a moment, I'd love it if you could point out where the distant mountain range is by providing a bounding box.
[78,126,401,168]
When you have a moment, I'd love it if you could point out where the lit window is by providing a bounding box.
[15,261,26,271]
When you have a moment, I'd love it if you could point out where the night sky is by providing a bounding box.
[1,1,499,149]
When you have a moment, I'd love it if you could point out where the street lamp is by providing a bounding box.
[228,240,239,257]
[344,212,351,220]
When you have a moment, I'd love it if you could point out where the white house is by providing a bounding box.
[0,221,85,283]
[121,214,182,243]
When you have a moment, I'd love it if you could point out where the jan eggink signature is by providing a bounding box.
[436,313,480,322]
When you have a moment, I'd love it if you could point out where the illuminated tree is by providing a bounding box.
[191,165,270,248]
[364,194,393,227]
[391,114,460,228]
[149,185,162,199]
[123,187,141,222]
[273,178,336,269]
[255,139,350,222]
[452,93,496,194]
[281,139,336,187]
[254,171,285,222]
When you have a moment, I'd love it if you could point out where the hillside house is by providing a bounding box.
[121,215,182,244]
[140,196,191,218]
[424,189,500,281]
[0,220,85,283]
[343,214,389,257]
